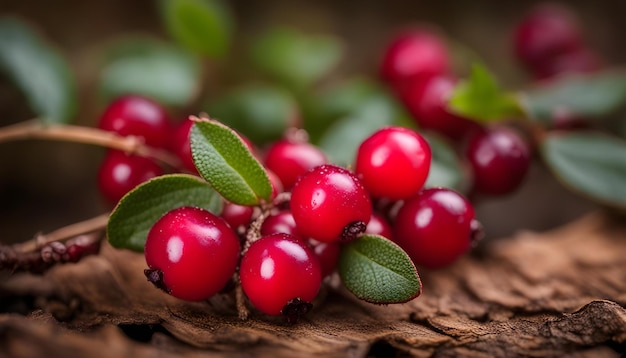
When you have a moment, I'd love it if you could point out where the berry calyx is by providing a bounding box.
[465,127,531,196]
[144,206,241,301]
[97,150,163,205]
[239,233,322,320]
[393,188,476,269]
[355,126,431,200]
[98,95,172,148]
[264,139,327,189]
[380,28,450,90]
[291,164,372,243]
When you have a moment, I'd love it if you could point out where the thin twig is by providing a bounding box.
[0,119,181,168]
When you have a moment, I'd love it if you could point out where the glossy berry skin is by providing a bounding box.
[97,150,163,205]
[264,140,327,189]
[291,165,372,243]
[261,210,302,240]
[240,233,322,316]
[514,4,582,73]
[98,95,172,148]
[220,201,254,230]
[144,206,240,301]
[465,127,531,196]
[365,212,393,239]
[400,75,481,141]
[393,188,475,269]
[310,240,341,278]
[356,127,431,200]
[170,118,197,173]
[379,28,450,90]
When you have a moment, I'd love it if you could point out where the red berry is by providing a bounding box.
[513,4,582,73]
[97,150,163,205]
[310,240,340,278]
[240,233,322,320]
[98,95,172,148]
[291,165,372,243]
[170,117,197,173]
[399,75,481,141]
[380,28,450,90]
[264,139,327,189]
[220,201,254,230]
[266,168,284,200]
[356,127,431,200]
[144,206,240,301]
[261,210,302,240]
[365,212,393,239]
[532,47,602,80]
[465,127,531,196]
[393,188,477,269]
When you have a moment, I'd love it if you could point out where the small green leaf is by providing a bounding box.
[190,118,272,205]
[99,37,201,106]
[0,17,76,124]
[541,131,626,210]
[107,174,223,252]
[519,70,626,124]
[338,234,421,304]
[160,0,232,58]
[206,84,296,144]
[424,134,465,192]
[448,63,524,122]
[251,27,343,89]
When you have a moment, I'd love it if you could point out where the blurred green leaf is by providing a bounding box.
[251,27,343,89]
[160,0,232,58]
[448,63,524,122]
[424,134,465,192]
[206,84,296,144]
[0,17,76,124]
[191,119,272,205]
[519,70,626,124]
[338,234,421,304]
[99,37,201,106]
[107,174,223,252]
[541,131,626,210]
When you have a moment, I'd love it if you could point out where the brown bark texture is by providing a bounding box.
[1,212,625,357]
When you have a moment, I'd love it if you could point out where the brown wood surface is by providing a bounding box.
[1,212,625,357]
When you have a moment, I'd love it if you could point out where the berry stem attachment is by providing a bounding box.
[234,272,250,320]
[0,119,181,168]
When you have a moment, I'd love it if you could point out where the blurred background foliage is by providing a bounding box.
[1,0,625,243]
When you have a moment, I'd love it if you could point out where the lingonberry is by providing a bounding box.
[393,188,479,269]
[144,206,240,301]
[239,233,322,321]
[365,212,393,239]
[379,28,450,90]
[260,210,302,240]
[98,95,172,148]
[513,4,583,74]
[291,164,372,243]
[532,47,602,80]
[399,75,481,141]
[220,201,254,230]
[266,168,284,200]
[355,126,431,200]
[465,127,531,196]
[310,240,340,278]
[264,139,327,189]
[97,150,163,205]
[170,117,197,173]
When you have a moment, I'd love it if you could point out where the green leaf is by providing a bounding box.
[317,91,402,166]
[251,27,343,89]
[0,17,76,124]
[519,70,626,124]
[338,234,421,304]
[448,63,524,122]
[160,0,232,58]
[190,118,272,205]
[541,131,626,210]
[206,84,296,144]
[107,174,223,252]
[99,37,201,106]
[424,134,465,192]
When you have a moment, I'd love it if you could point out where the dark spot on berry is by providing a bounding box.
[341,221,367,242]
[281,297,313,324]
[144,268,171,294]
